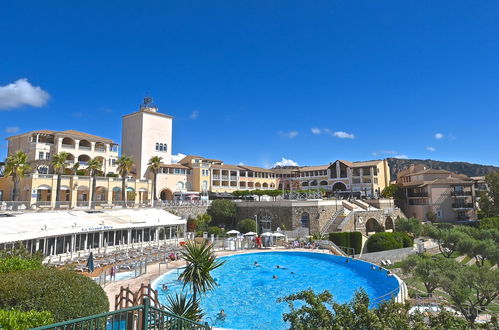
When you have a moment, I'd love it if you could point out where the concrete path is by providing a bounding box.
[356,247,416,265]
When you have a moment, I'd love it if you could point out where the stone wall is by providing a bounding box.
[164,206,209,220]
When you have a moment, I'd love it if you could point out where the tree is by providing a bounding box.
[178,241,225,302]
[116,155,134,206]
[147,156,163,202]
[478,171,499,217]
[86,158,103,208]
[380,184,404,207]
[400,254,453,295]
[71,162,80,175]
[195,213,212,232]
[237,219,257,233]
[207,200,236,227]
[267,189,282,201]
[440,264,499,324]
[428,227,468,258]
[164,293,204,322]
[394,218,423,238]
[4,151,31,203]
[51,152,69,208]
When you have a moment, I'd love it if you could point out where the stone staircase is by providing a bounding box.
[319,207,345,236]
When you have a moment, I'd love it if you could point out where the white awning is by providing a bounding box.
[36,185,51,190]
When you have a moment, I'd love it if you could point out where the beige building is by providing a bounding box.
[396,164,477,222]
[6,129,119,175]
[122,97,173,179]
[274,159,391,198]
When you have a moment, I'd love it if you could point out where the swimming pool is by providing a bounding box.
[154,251,400,329]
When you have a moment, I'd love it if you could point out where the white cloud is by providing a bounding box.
[372,150,397,156]
[5,126,20,134]
[333,131,355,139]
[171,153,187,163]
[311,128,321,135]
[394,155,409,159]
[238,162,245,166]
[278,131,298,139]
[273,157,299,167]
[426,146,436,152]
[434,133,444,140]
[189,110,199,119]
[0,79,50,110]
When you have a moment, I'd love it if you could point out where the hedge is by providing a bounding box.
[0,309,54,330]
[0,268,109,322]
[366,232,413,252]
[329,232,363,254]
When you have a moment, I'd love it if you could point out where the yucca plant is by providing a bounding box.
[164,293,204,322]
[178,241,225,301]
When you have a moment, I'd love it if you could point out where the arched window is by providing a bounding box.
[159,144,164,151]
[176,181,185,190]
[163,143,167,152]
[37,165,49,174]
[155,143,159,151]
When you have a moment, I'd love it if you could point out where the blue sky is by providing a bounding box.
[1,1,499,167]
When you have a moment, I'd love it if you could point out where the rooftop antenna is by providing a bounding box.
[140,92,158,112]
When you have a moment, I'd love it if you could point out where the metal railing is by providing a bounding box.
[32,298,210,330]
[451,191,472,197]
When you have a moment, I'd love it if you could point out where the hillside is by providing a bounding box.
[387,158,499,179]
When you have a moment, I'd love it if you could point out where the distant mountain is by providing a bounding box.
[387,158,499,180]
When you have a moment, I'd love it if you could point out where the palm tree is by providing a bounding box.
[71,162,80,175]
[51,152,69,208]
[86,158,103,209]
[4,151,31,203]
[178,241,225,301]
[147,156,163,203]
[116,155,134,207]
[165,293,204,322]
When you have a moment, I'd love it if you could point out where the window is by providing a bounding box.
[37,165,49,174]
[300,213,310,228]
[159,144,163,151]
[45,152,50,160]
[38,152,44,160]
[155,143,159,151]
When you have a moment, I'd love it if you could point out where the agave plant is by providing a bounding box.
[164,293,204,322]
[178,241,225,301]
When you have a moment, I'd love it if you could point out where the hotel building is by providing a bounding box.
[396,164,477,222]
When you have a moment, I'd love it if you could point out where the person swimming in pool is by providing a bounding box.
[217,309,226,320]
[273,275,278,279]
[162,284,168,291]
[254,261,260,267]
[276,265,288,269]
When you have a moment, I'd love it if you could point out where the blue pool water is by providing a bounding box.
[155,252,399,329]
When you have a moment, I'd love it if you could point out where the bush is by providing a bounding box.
[207,226,225,236]
[207,200,236,226]
[0,249,43,274]
[329,232,363,254]
[393,232,414,248]
[237,219,257,233]
[0,268,109,322]
[0,309,54,329]
[349,232,363,254]
[366,232,402,252]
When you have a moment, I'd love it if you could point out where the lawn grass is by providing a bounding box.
[460,255,471,264]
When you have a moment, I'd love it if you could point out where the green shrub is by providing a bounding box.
[237,219,257,233]
[0,309,54,329]
[207,226,225,236]
[329,232,350,248]
[0,268,109,322]
[479,217,499,230]
[0,249,43,274]
[393,232,414,248]
[366,232,402,252]
[105,172,119,177]
[349,232,363,254]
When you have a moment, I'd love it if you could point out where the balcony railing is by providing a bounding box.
[451,191,472,197]
[212,175,220,180]
[407,192,428,198]
[61,144,75,149]
[95,148,106,152]
[230,176,238,180]
[78,145,91,150]
[452,203,474,209]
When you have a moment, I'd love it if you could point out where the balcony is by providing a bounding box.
[212,175,220,180]
[451,191,472,197]
[407,192,428,198]
[78,146,91,151]
[230,176,238,181]
[95,148,106,152]
[61,144,75,149]
[222,175,229,180]
[452,203,474,209]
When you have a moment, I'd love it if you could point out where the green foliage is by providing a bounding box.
[178,241,225,301]
[279,288,469,330]
[479,216,499,230]
[400,254,454,295]
[207,226,225,236]
[394,218,423,237]
[164,293,204,322]
[76,169,87,176]
[187,218,197,232]
[0,268,109,322]
[366,232,402,252]
[328,232,364,254]
[105,172,119,177]
[195,213,212,232]
[237,219,257,233]
[0,248,43,274]
[0,309,54,330]
[392,232,414,248]
[380,184,404,207]
[479,171,499,217]
[207,200,236,226]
